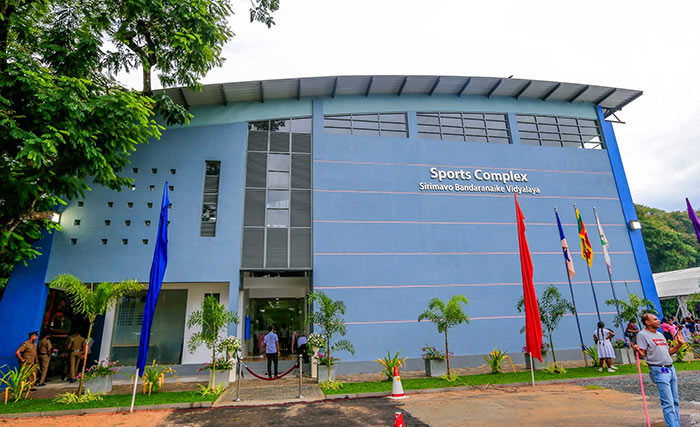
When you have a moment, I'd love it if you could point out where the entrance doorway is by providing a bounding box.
[249,298,304,356]
[240,273,310,358]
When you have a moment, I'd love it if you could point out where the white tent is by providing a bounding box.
[653,267,700,318]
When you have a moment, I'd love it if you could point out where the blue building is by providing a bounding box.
[0,75,658,372]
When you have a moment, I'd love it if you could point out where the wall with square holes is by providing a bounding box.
[46,122,247,289]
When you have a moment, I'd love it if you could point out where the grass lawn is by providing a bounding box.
[0,391,216,415]
[324,360,700,396]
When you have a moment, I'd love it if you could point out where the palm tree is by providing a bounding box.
[516,285,573,363]
[186,295,238,391]
[305,291,355,382]
[50,274,141,394]
[605,293,657,328]
[418,295,470,376]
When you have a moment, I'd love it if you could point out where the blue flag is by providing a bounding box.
[556,211,575,278]
[136,183,169,375]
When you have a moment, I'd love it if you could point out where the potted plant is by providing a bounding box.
[198,357,234,388]
[417,295,470,377]
[50,274,141,394]
[81,359,120,394]
[305,291,355,383]
[523,343,553,370]
[187,295,238,391]
[421,346,449,377]
[612,339,631,365]
[307,332,325,379]
[218,336,241,382]
[315,352,339,382]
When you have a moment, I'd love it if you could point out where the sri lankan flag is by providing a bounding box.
[575,207,594,267]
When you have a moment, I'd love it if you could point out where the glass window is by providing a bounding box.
[266,209,289,228]
[417,111,511,144]
[267,190,290,209]
[291,118,312,133]
[268,154,290,171]
[536,116,556,124]
[111,290,188,365]
[323,112,407,138]
[267,171,289,189]
[516,114,604,150]
[200,161,221,237]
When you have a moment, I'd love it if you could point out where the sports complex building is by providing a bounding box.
[0,75,661,372]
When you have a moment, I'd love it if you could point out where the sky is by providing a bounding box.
[119,0,700,212]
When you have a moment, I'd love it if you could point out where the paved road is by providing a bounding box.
[9,378,700,426]
[578,370,700,403]
[577,370,700,427]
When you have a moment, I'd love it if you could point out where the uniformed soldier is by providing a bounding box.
[15,331,39,385]
[36,333,53,386]
[66,331,86,383]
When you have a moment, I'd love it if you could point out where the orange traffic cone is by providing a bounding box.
[394,411,405,427]
[389,366,406,399]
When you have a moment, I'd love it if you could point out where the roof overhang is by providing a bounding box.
[155,75,642,117]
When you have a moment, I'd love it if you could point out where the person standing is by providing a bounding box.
[297,333,309,363]
[36,333,53,386]
[633,313,685,427]
[66,330,86,383]
[593,321,617,372]
[264,325,280,378]
[15,331,39,386]
[626,319,640,344]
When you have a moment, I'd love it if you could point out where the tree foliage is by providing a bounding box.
[306,291,355,381]
[604,293,657,328]
[418,295,469,375]
[636,204,700,273]
[0,0,279,286]
[186,295,237,390]
[50,273,141,393]
[517,286,573,363]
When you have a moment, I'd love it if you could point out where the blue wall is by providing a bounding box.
[0,232,54,369]
[311,96,646,362]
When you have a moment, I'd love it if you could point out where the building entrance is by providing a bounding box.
[249,297,304,357]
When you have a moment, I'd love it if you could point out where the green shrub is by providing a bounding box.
[376,351,407,381]
[53,390,104,404]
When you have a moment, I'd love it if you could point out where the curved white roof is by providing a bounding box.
[653,267,700,299]
[155,75,642,115]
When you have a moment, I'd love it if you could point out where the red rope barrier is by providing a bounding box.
[244,363,298,381]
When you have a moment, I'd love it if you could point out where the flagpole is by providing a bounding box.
[529,353,535,387]
[606,269,626,341]
[554,207,587,366]
[624,281,631,298]
[129,368,139,413]
[586,265,602,322]
[593,207,624,340]
[575,204,601,322]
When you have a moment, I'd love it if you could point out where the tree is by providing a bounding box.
[636,204,700,273]
[186,295,238,391]
[517,286,573,363]
[50,274,141,394]
[605,293,657,328]
[305,291,355,382]
[0,0,279,287]
[418,295,469,376]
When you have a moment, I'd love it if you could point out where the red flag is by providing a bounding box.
[515,194,543,362]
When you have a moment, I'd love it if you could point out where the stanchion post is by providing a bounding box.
[297,353,304,399]
[235,356,242,402]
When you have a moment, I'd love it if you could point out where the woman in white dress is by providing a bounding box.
[593,321,617,372]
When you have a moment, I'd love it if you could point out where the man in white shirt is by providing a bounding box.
[264,326,280,378]
[633,313,685,427]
